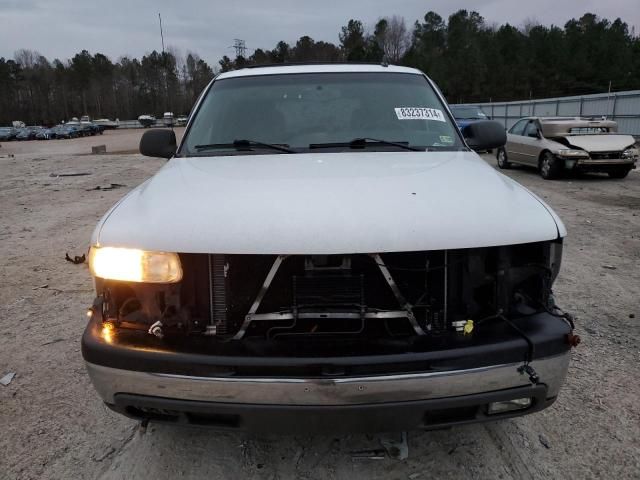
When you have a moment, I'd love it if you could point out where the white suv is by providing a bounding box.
[82,64,576,433]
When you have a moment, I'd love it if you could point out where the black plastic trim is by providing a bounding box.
[109,385,552,434]
[81,312,571,378]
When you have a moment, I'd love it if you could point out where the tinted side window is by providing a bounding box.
[509,119,527,135]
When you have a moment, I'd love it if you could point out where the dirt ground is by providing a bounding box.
[0,127,185,157]
[0,133,638,479]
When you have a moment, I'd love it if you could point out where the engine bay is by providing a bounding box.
[92,240,565,348]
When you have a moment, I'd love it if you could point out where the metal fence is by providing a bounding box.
[455,90,640,136]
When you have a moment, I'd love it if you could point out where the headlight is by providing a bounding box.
[556,149,589,158]
[622,148,639,160]
[89,246,182,283]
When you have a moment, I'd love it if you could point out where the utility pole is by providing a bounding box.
[159,13,165,53]
[605,80,612,120]
[232,39,247,58]
[158,12,169,115]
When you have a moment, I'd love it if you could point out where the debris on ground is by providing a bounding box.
[602,265,617,270]
[32,284,49,290]
[65,253,86,264]
[86,183,126,191]
[1,372,16,386]
[538,434,551,449]
[380,431,409,460]
[50,172,91,177]
[350,449,386,460]
[91,145,107,154]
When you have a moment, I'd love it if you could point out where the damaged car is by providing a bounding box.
[497,117,638,179]
[82,64,577,434]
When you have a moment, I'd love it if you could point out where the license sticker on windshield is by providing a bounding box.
[394,107,446,122]
[439,135,453,144]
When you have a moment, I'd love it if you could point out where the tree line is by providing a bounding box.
[1,10,638,125]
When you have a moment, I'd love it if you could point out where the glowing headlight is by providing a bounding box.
[89,247,182,283]
[557,149,589,158]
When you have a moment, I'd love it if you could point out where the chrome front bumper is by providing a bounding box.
[86,352,569,406]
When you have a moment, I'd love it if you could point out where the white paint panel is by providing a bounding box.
[93,151,562,254]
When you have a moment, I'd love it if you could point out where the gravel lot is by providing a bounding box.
[0,133,638,479]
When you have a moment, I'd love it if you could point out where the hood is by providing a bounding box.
[563,134,636,152]
[94,151,564,254]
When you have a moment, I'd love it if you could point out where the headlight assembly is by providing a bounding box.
[88,246,182,283]
[556,149,589,158]
[622,148,639,160]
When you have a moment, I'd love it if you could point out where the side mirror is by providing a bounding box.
[140,129,177,159]
[528,130,540,139]
[462,120,506,151]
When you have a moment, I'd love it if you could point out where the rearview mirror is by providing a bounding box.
[461,120,506,151]
[140,129,177,159]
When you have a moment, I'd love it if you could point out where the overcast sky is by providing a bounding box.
[1,0,638,67]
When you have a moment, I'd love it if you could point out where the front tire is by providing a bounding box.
[540,152,562,180]
[608,167,632,179]
[496,147,511,169]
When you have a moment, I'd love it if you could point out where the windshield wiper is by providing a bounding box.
[310,138,423,152]
[194,139,294,154]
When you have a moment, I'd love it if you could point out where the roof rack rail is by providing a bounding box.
[241,61,393,69]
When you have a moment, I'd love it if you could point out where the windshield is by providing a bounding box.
[182,72,463,154]
[450,106,487,120]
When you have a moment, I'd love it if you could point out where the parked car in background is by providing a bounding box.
[35,128,56,140]
[81,64,576,435]
[87,123,105,135]
[163,112,175,126]
[497,117,638,179]
[0,127,17,141]
[175,115,188,126]
[54,125,80,139]
[94,118,119,129]
[73,123,93,137]
[450,105,490,130]
[138,114,156,128]
[15,127,42,140]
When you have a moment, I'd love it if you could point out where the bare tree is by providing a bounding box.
[521,16,541,35]
[376,16,410,63]
[14,49,40,68]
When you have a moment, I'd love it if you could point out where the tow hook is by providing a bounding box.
[566,333,581,348]
[148,320,164,338]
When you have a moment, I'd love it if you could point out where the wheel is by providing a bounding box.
[608,167,631,179]
[540,152,562,179]
[496,147,511,169]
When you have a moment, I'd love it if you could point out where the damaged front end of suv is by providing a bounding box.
[81,65,577,433]
[83,241,576,432]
